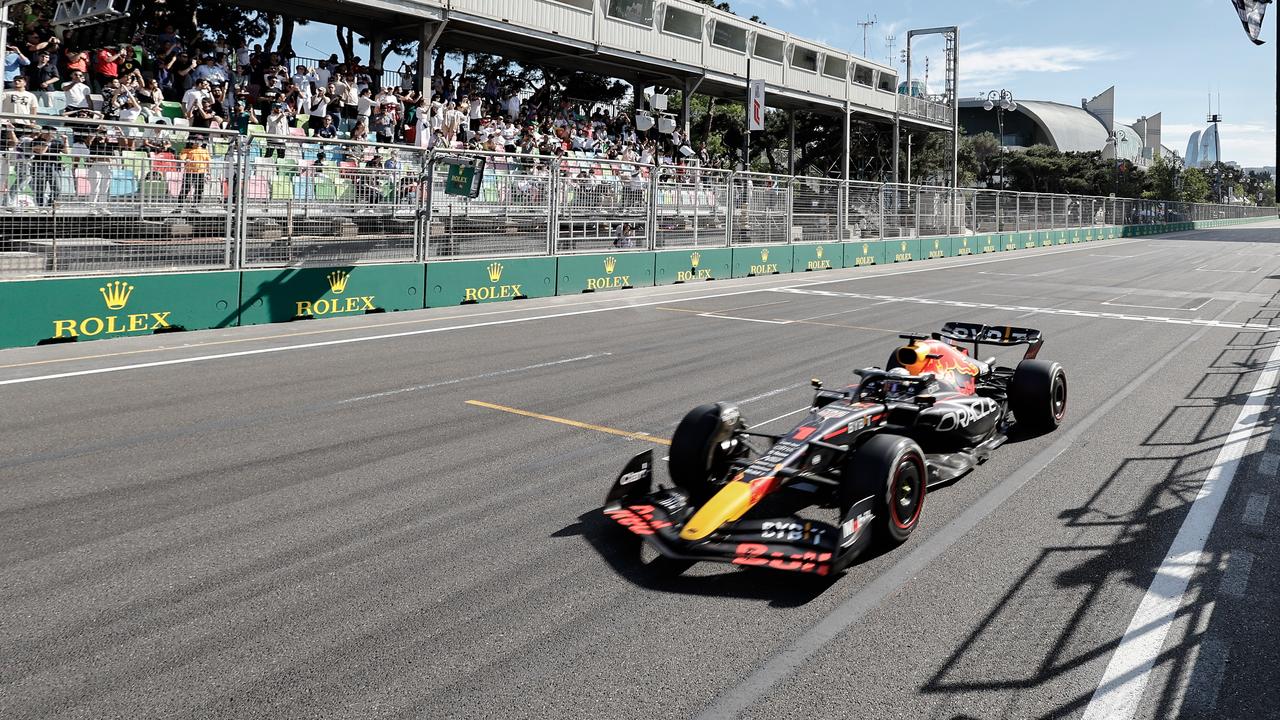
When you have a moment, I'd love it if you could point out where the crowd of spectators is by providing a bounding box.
[0,11,715,168]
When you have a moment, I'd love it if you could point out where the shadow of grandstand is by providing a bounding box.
[917,310,1280,719]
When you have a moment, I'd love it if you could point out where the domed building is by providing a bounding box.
[959,86,1171,167]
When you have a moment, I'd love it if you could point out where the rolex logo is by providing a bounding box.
[487,262,504,283]
[690,252,701,268]
[604,256,617,274]
[761,249,769,262]
[816,246,824,259]
[934,239,940,249]
[862,243,869,253]
[901,241,908,251]
[963,238,969,245]
[327,271,350,294]
[99,280,134,310]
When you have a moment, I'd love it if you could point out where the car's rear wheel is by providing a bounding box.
[841,434,928,548]
[1009,359,1067,435]
[669,403,744,503]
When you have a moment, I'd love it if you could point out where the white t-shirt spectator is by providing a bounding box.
[1,88,38,118]
[292,71,314,99]
[505,94,520,119]
[191,63,227,86]
[308,93,329,119]
[357,95,375,118]
[64,80,91,109]
[265,111,289,136]
[468,101,482,122]
[315,65,331,87]
[182,86,209,114]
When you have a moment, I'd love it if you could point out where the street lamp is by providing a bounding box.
[981,89,1017,190]
[1108,128,1130,196]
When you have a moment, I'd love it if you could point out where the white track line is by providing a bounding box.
[1079,337,1280,720]
[336,353,610,404]
[772,287,1272,331]
[0,238,1146,386]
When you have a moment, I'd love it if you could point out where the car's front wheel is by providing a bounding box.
[669,403,745,503]
[841,434,928,548]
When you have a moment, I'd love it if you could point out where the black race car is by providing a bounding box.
[604,321,1067,576]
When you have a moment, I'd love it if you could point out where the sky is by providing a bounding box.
[294,0,1277,168]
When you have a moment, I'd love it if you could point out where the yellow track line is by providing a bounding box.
[655,306,900,334]
[465,400,671,446]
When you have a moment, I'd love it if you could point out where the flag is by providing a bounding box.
[1231,0,1270,45]
[747,80,766,132]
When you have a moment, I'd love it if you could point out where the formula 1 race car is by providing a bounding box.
[604,321,1067,577]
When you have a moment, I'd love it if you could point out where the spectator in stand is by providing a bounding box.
[307,87,328,133]
[190,96,223,129]
[356,87,374,126]
[100,77,127,120]
[315,115,337,139]
[117,92,142,123]
[62,70,94,117]
[86,127,119,207]
[182,78,211,117]
[371,103,396,144]
[29,51,58,93]
[192,53,227,88]
[349,117,369,142]
[63,45,89,79]
[2,76,38,122]
[136,77,163,118]
[291,64,314,102]
[172,52,197,97]
[23,30,57,61]
[178,137,210,206]
[25,127,63,206]
[93,44,124,91]
[116,43,144,86]
[4,44,29,89]
[231,98,257,135]
[264,103,289,157]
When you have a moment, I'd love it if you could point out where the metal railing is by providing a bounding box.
[0,115,1272,279]
[898,94,953,125]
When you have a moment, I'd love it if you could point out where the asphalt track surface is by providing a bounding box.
[2,222,1279,720]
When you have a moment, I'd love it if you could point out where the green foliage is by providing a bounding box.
[1180,167,1212,203]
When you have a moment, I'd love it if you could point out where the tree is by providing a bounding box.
[1180,167,1212,203]
[1141,154,1179,201]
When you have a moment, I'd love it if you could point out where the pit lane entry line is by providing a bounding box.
[464,400,671,446]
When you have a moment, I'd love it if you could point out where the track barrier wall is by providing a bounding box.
[238,263,424,326]
[0,116,1271,348]
[653,248,732,285]
[0,270,240,347]
[0,215,1271,348]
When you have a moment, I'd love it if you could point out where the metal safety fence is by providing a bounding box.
[0,114,1272,279]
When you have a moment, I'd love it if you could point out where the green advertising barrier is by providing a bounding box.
[654,248,732,285]
[239,263,424,326]
[0,270,241,348]
[425,257,556,306]
[1001,233,1021,252]
[732,245,793,277]
[556,252,655,294]
[977,233,1002,254]
[843,241,885,268]
[922,237,952,260]
[792,243,843,272]
[887,239,921,263]
[951,236,979,257]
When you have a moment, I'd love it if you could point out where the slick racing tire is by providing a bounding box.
[1009,359,1067,435]
[669,403,743,503]
[841,434,927,548]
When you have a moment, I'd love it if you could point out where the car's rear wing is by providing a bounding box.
[934,322,1043,359]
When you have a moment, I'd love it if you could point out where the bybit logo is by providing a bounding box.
[99,280,133,310]
[750,247,778,275]
[806,245,832,270]
[588,256,630,290]
[327,271,349,294]
[677,251,713,282]
[464,262,523,302]
[53,280,172,338]
[296,271,376,317]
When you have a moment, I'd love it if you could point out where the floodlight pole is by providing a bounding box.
[743,55,751,171]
